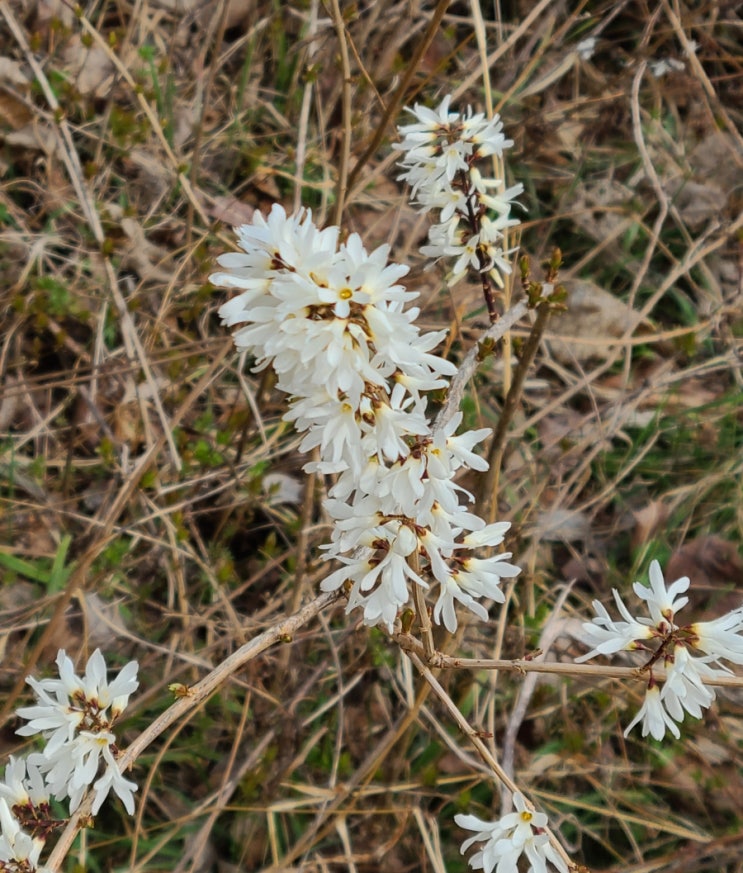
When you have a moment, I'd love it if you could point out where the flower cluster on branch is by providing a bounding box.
[394,95,524,288]
[211,203,521,634]
[578,559,743,740]
[456,792,568,873]
[0,650,138,872]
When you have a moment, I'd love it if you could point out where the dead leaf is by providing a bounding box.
[0,375,19,430]
[206,194,255,226]
[567,178,635,244]
[663,132,741,230]
[544,279,641,363]
[31,0,76,28]
[631,500,670,550]
[121,148,172,200]
[63,35,115,97]
[80,592,130,648]
[173,103,197,150]
[666,536,743,599]
[4,120,57,154]
[668,179,725,230]
[120,216,173,283]
[532,507,591,543]
[0,58,30,89]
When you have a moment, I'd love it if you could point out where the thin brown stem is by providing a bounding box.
[328,0,353,225]
[345,0,451,200]
[407,650,574,871]
[478,302,552,523]
[43,589,344,872]
[185,0,231,258]
[411,549,435,658]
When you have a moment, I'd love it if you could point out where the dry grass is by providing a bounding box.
[0,0,742,871]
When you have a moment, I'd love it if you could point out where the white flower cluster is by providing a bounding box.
[0,794,45,873]
[0,650,139,871]
[395,95,523,286]
[456,793,568,873]
[212,203,520,633]
[578,560,743,740]
[0,649,139,873]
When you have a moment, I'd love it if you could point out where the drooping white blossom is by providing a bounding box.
[456,793,568,873]
[623,683,681,742]
[0,797,44,871]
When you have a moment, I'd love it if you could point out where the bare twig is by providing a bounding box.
[407,650,574,872]
[44,589,344,872]
[478,301,552,522]
[345,0,452,200]
[328,0,353,225]
[433,300,529,434]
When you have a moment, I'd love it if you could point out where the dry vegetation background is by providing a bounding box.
[0,0,742,871]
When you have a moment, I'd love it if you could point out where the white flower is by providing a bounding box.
[576,36,597,60]
[395,95,522,287]
[576,589,655,662]
[660,646,718,723]
[214,202,522,635]
[582,559,743,741]
[17,650,138,755]
[321,522,427,632]
[32,735,137,815]
[396,96,514,177]
[456,793,568,873]
[0,797,43,870]
[623,684,680,741]
[469,169,525,216]
[650,57,685,77]
[432,542,520,632]
[691,607,743,665]
[0,757,48,811]
[632,560,689,626]
[211,204,339,295]
[17,650,139,815]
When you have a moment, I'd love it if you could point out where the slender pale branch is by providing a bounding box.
[328,0,353,225]
[407,651,574,872]
[43,590,344,872]
[345,0,452,200]
[433,299,529,435]
[395,635,743,688]
[478,299,552,523]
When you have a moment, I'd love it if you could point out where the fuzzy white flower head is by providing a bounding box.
[456,793,568,873]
